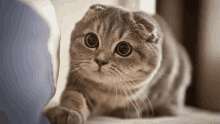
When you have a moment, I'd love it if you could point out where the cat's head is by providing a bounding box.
[69,4,163,88]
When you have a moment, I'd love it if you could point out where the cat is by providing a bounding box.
[43,4,192,124]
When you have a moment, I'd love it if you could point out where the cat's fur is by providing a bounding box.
[44,4,192,124]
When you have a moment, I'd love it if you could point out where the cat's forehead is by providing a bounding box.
[81,5,139,30]
[87,10,140,38]
[80,8,135,39]
[74,5,161,45]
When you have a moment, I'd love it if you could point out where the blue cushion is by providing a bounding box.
[0,0,53,123]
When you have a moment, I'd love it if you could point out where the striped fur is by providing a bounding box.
[44,4,192,124]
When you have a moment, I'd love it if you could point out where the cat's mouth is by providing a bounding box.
[97,66,102,72]
[94,67,106,76]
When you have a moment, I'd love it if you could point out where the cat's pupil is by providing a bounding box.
[119,44,129,54]
[116,42,132,57]
[88,35,97,45]
[85,33,99,48]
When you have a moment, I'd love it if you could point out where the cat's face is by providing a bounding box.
[70,4,163,88]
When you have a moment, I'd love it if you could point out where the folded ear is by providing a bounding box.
[133,11,160,43]
[89,4,106,11]
[137,23,158,42]
[82,4,106,21]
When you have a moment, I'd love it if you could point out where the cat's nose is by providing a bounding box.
[95,59,108,66]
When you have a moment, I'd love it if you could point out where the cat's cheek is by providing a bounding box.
[88,62,99,71]
[82,65,97,73]
[126,71,140,78]
[71,41,95,56]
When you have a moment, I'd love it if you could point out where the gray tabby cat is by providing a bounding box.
[44,4,192,124]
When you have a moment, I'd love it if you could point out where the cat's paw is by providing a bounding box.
[44,106,84,124]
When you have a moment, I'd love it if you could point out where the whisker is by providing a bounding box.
[119,77,128,119]
[120,71,154,118]
[69,68,84,87]
[77,69,86,84]
[143,93,154,117]
[126,80,147,116]
[75,69,87,87]
[69,66,81,73]
[105,70,119,114]
[109,67,129,118]
[77,69,87,92]
[117,73,141,118]
[112,64,153,118]
[105,74,111,103]
[118,77,132,118]
[69,69,82,86]
[113,77,118,112]
[123,76,149,118]
[111,65,133,79]
[122,78,142,118]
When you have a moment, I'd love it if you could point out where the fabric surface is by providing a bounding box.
[0,0,52,123]
[87,106,220,124]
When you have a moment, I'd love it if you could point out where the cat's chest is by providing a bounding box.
[84,87,129,114]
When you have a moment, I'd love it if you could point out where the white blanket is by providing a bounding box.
[87,106,220,124]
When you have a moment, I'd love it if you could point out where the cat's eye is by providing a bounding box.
[115,41,132,57]
[85,33,99,48]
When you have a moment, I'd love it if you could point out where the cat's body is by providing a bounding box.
[44,4,192,124]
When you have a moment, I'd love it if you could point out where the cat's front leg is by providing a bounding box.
[44,89,90,124]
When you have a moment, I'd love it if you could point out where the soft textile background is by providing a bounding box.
[0,0,52,123]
